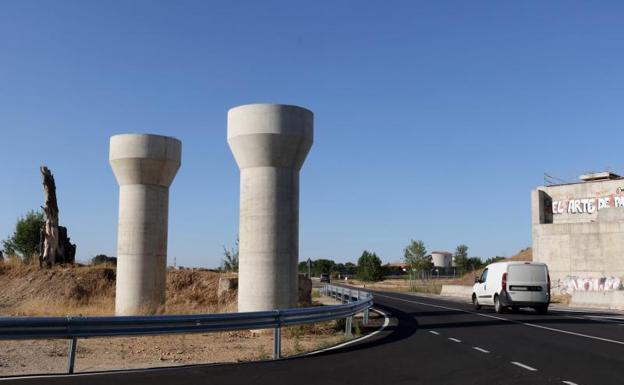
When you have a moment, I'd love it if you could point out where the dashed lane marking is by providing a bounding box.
[448,338,461,343]
[374,293,624,346]
[562,381,579,385]
[511,361,538,371]
[472,347,490,353]
[429,330,440,335]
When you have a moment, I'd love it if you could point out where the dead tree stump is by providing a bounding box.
[39,166,76,267]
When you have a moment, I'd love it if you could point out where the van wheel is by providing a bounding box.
[472,294,481,310]
[535,305,548,315]
[494,295,504,314]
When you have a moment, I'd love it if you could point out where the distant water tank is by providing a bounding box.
[431,251,453,268]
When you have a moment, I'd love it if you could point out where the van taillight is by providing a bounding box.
[502,272,507,292]
[547,273,551,294]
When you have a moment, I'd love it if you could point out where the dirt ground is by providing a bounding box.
[0,261,237,316]
[0,322,349,375]
[0,263,382,377]
[0,297,382,377]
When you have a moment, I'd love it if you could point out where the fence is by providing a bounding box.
[0,284,372,375]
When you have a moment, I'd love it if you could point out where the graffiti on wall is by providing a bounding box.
[552,196,624,215]
[555,276,623,295]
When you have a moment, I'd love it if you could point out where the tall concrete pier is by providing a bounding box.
[228,104,313,312]
[109,134,181,315]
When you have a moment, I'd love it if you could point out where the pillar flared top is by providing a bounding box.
[109,133,181,186]
[228,104,313,170]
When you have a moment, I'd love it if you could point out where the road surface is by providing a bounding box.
[4,289,624,385]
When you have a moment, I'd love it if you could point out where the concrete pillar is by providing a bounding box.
[228,104,313,312]
[109,134,181,315]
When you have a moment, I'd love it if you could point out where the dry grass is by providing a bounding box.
[0,264,365,376]
[13,296,115,317]
[0,261,234,316]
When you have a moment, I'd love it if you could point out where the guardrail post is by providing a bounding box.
[273,327,281,359]
[363,309,369,325]
[273,310,281,360]
[345,316,353,337]
[67,337,77,374]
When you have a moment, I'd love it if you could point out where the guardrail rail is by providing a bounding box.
[0,284,372,375]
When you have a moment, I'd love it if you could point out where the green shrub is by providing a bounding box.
[357,251,383,282]
[2,210,44,263]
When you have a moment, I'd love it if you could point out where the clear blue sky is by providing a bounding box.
[1,1,623,267]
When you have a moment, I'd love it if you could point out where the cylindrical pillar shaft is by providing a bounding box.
[109,134,181,315]
[239,167,300,310]
[228,104,313,312]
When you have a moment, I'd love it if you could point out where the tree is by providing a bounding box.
[298,258,345,277]
[357,251,383,282]
[464,257,484,271]
[2,210,45,263]
[39,166,76,266]
[91,254,117,266]
[453,244,469,271]
[315,259,335,275]
[452,244,484,272]
[404,240,432,272]
[484,256,506,265]
[344,262,356,274]
[221,237,239,272]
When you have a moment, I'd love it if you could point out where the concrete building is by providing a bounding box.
[532,172,624,283]
[110,134,181,315]
[431,251,453,268]
[228,104,313,312]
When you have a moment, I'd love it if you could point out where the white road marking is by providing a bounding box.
[429,330,440,335]
[511,361,538,371]
[562,381,579,385]
[561,313,624,325]
[305,308,390,355]
[448,337,461,343]
[472,347,490,353]
[375,293,624,346]
[584,315,624,320]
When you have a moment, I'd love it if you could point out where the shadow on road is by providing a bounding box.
[287,301,418,360]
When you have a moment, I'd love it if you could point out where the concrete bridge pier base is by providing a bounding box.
[109,133,181,315]
[228,104,314,312]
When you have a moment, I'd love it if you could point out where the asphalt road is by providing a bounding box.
[4,289,624,385]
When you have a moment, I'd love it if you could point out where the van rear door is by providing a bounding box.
[507,264,548,303]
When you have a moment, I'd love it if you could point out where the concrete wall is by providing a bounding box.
[570,290,624,310]
[532,178,624,283]
[440,285,473,298]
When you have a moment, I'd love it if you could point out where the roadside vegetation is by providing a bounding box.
[1,210,45,264]
[345,247,534,295]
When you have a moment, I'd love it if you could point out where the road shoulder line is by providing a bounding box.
[374,292,624,346]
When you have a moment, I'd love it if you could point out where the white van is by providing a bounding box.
[472,261,550,314]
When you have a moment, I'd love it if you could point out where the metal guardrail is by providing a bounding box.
[0,284,372,375]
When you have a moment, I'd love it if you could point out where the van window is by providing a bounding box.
[479,269,488,282]
[508,265,546,282]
